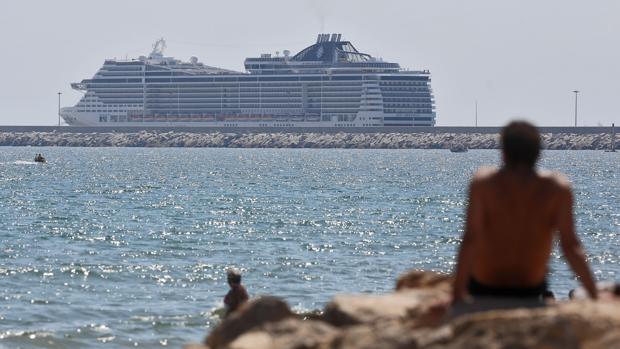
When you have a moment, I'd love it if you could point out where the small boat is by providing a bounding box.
[34,154,47,163]
[449,144,468,153]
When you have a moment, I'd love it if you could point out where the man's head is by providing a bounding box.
[501,121,541,168]
[227,269,242,285]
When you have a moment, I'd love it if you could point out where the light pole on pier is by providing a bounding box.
[475,100,478,127]
[572,90,579,127]
[57,92,62,126]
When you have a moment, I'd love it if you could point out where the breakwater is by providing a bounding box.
[0,131,617,149]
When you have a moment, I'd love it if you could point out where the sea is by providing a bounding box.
[0,147,618,348]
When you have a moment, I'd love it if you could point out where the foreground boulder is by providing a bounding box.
[395,270,452,291]
[205,296,295,349]
[331,319,450,349]
[228,318,339,349]
[193,269,620,349]
[322,289,449,328]
[329,301,620,349]
[425,301,620,349]
[320,270,450,328]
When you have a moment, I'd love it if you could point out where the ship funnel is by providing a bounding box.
[316,34,340,43]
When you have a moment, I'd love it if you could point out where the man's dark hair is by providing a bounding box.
[227,269,242,284]
[501,121,541,168]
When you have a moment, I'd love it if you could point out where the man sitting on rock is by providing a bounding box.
[452,121,597,304]
[224,269,249,317]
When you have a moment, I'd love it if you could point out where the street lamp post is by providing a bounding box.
[572,90,579,127]
[475,100,478,127]
[57,92,62,126]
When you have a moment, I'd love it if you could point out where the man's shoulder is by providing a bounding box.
[537,170,572,191]
[471,166,499,184]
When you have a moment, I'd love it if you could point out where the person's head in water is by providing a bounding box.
[227,269,242,287]
[501,121,541,169]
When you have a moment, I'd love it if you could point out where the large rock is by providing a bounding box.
[322,289,449,328]
[331,319,451,349]
[205,296,295,349]
[195,276,620,349]
[228,318,339,349]
[395,270,452,291]
[424,301,620,349]
[331,301,620,349]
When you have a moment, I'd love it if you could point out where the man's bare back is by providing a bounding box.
[467,167,570,287]
[452,121,597,302]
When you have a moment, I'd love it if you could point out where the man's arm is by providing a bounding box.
[453,180,483,303]
[556,183,598,299]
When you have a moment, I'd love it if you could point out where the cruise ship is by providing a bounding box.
[61,34,436,128]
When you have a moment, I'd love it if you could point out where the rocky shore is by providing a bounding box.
[186,270,620,349]
[0,131,617,149]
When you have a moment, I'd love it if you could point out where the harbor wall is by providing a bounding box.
[0,129,617,150]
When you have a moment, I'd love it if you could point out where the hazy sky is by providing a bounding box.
[0,0,618,126]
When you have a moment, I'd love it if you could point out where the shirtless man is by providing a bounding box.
[453,121,597,302]
[223,269,249,317]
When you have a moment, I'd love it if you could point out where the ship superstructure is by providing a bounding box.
[61,35,436,127]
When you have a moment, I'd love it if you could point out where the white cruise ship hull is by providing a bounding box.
[62,35,437,128]
[61,108,426,128]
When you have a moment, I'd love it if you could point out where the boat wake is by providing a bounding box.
[8,160,38,165]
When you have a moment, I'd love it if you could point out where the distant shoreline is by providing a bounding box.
[0,130,616,150]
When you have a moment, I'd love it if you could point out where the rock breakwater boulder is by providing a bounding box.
[0,131,617,149]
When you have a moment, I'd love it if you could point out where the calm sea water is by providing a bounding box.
[0,147,618,348]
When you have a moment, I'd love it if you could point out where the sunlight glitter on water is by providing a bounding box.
[0,148,618,348]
